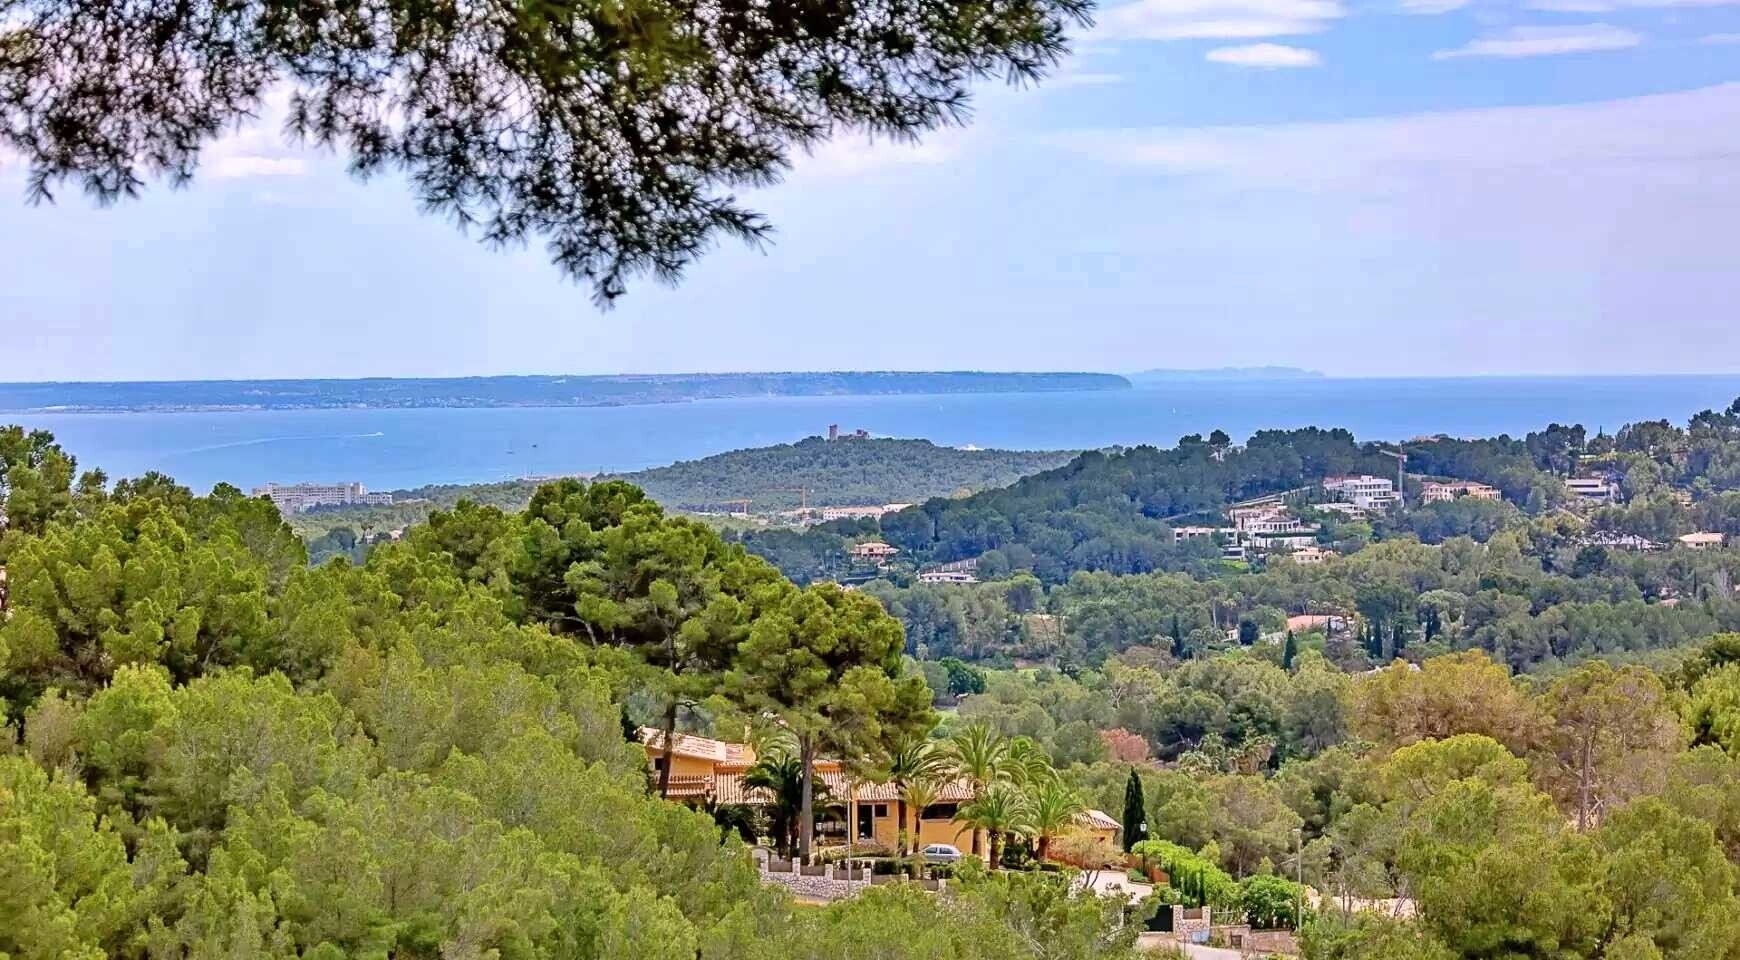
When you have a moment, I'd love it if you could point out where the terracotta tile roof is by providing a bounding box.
[637,727,729,763]
[664,775,713,799]
[1076,808,1120,831]
[720,743,758,769]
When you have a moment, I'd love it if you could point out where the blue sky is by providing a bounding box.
[3,0,1739,381]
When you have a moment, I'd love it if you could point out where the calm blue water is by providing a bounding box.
[8,376,1740,493]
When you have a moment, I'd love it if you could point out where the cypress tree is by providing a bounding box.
[1282,631,1298,671]
[1121,769,1146,851]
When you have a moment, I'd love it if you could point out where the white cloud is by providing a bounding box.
[1528,0,1740,11]
[203,91,317,180]
[208,155,307,179]
[1046,82,1740,192]
[1094,0,1345,40]
[1401,0,1473,14]
[1038,84,1740,374]
[790,130,968,180]
[1206,42,1324,66]
[1431,23,1641,58]
[1701,32,1740,42]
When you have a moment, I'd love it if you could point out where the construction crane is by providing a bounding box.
[780,487,810,511]
[720,499,752,517]
[1379,448,1407,508]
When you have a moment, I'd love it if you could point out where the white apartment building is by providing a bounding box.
[1322,475,1398,510]
[1566,476,1619,504]
[918,570,979,584]
[252,481,392,515]
[1250,531,1319,552]
[1238,513,1307,535]
[819,505,887,522]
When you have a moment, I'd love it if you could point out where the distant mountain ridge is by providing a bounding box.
[1129,366,1324,382]
[0,371,1131,413]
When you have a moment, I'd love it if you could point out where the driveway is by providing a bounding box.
[1137,935,1242,960]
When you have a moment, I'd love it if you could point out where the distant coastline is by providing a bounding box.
[0,371,1132,414]
[1128,366,1325,382]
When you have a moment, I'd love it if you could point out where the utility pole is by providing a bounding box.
[1380,447,1408,509]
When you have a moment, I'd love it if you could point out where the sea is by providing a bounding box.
[7,375,1740,494]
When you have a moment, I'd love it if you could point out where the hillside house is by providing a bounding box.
[639,729,1118,853]
[1680,532,1726,551]
[848,541,901,561]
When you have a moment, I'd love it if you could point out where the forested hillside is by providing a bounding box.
[928,643,1740,960]
[7,422,1740,960]
[621,436,1075,512]
[290,437,1071,563]
[878,428,1397,581]
[868,532,1740,675]
[795,401,1740,586]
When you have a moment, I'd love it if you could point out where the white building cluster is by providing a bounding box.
[1321,475,1399,510]
[251,481,392,515]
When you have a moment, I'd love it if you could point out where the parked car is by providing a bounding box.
[921,843,963,864]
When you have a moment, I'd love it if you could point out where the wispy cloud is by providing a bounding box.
[1052,70,1127,87]
[1528,0,1740,11]
[1046,82,1740,191]
[208,155,307,179]
[1701,32,1740,43]
[1095,0,1345,40]
[1400,0,1473,14]
[1431,23,1641,59]
[1206,43,1324,66]
[203,91,315,180]
[791,131,970,180]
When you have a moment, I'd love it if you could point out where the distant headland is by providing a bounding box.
[0,371,1132,413]
[1128,366,1325,382]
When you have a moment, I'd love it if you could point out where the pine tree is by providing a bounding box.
[1122,769,1146,852]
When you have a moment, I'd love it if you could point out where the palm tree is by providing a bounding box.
[957,782,1032,869]
[1003,736,1057,787]
[1026,779,1085,863]
[947,722,1010,856]
[884,736,950,855]
[903,776,943,864]
[745,750,827,859]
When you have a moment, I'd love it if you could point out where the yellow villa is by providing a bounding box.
[639,728,1120,853]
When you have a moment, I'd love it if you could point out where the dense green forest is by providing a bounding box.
[935,643,1740,960]
[614,437,1074,512]
[7,423,1740,960]
[867,530,1740,674]
[0,424,1146,960]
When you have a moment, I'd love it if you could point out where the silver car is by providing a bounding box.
[921,843,963,864]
